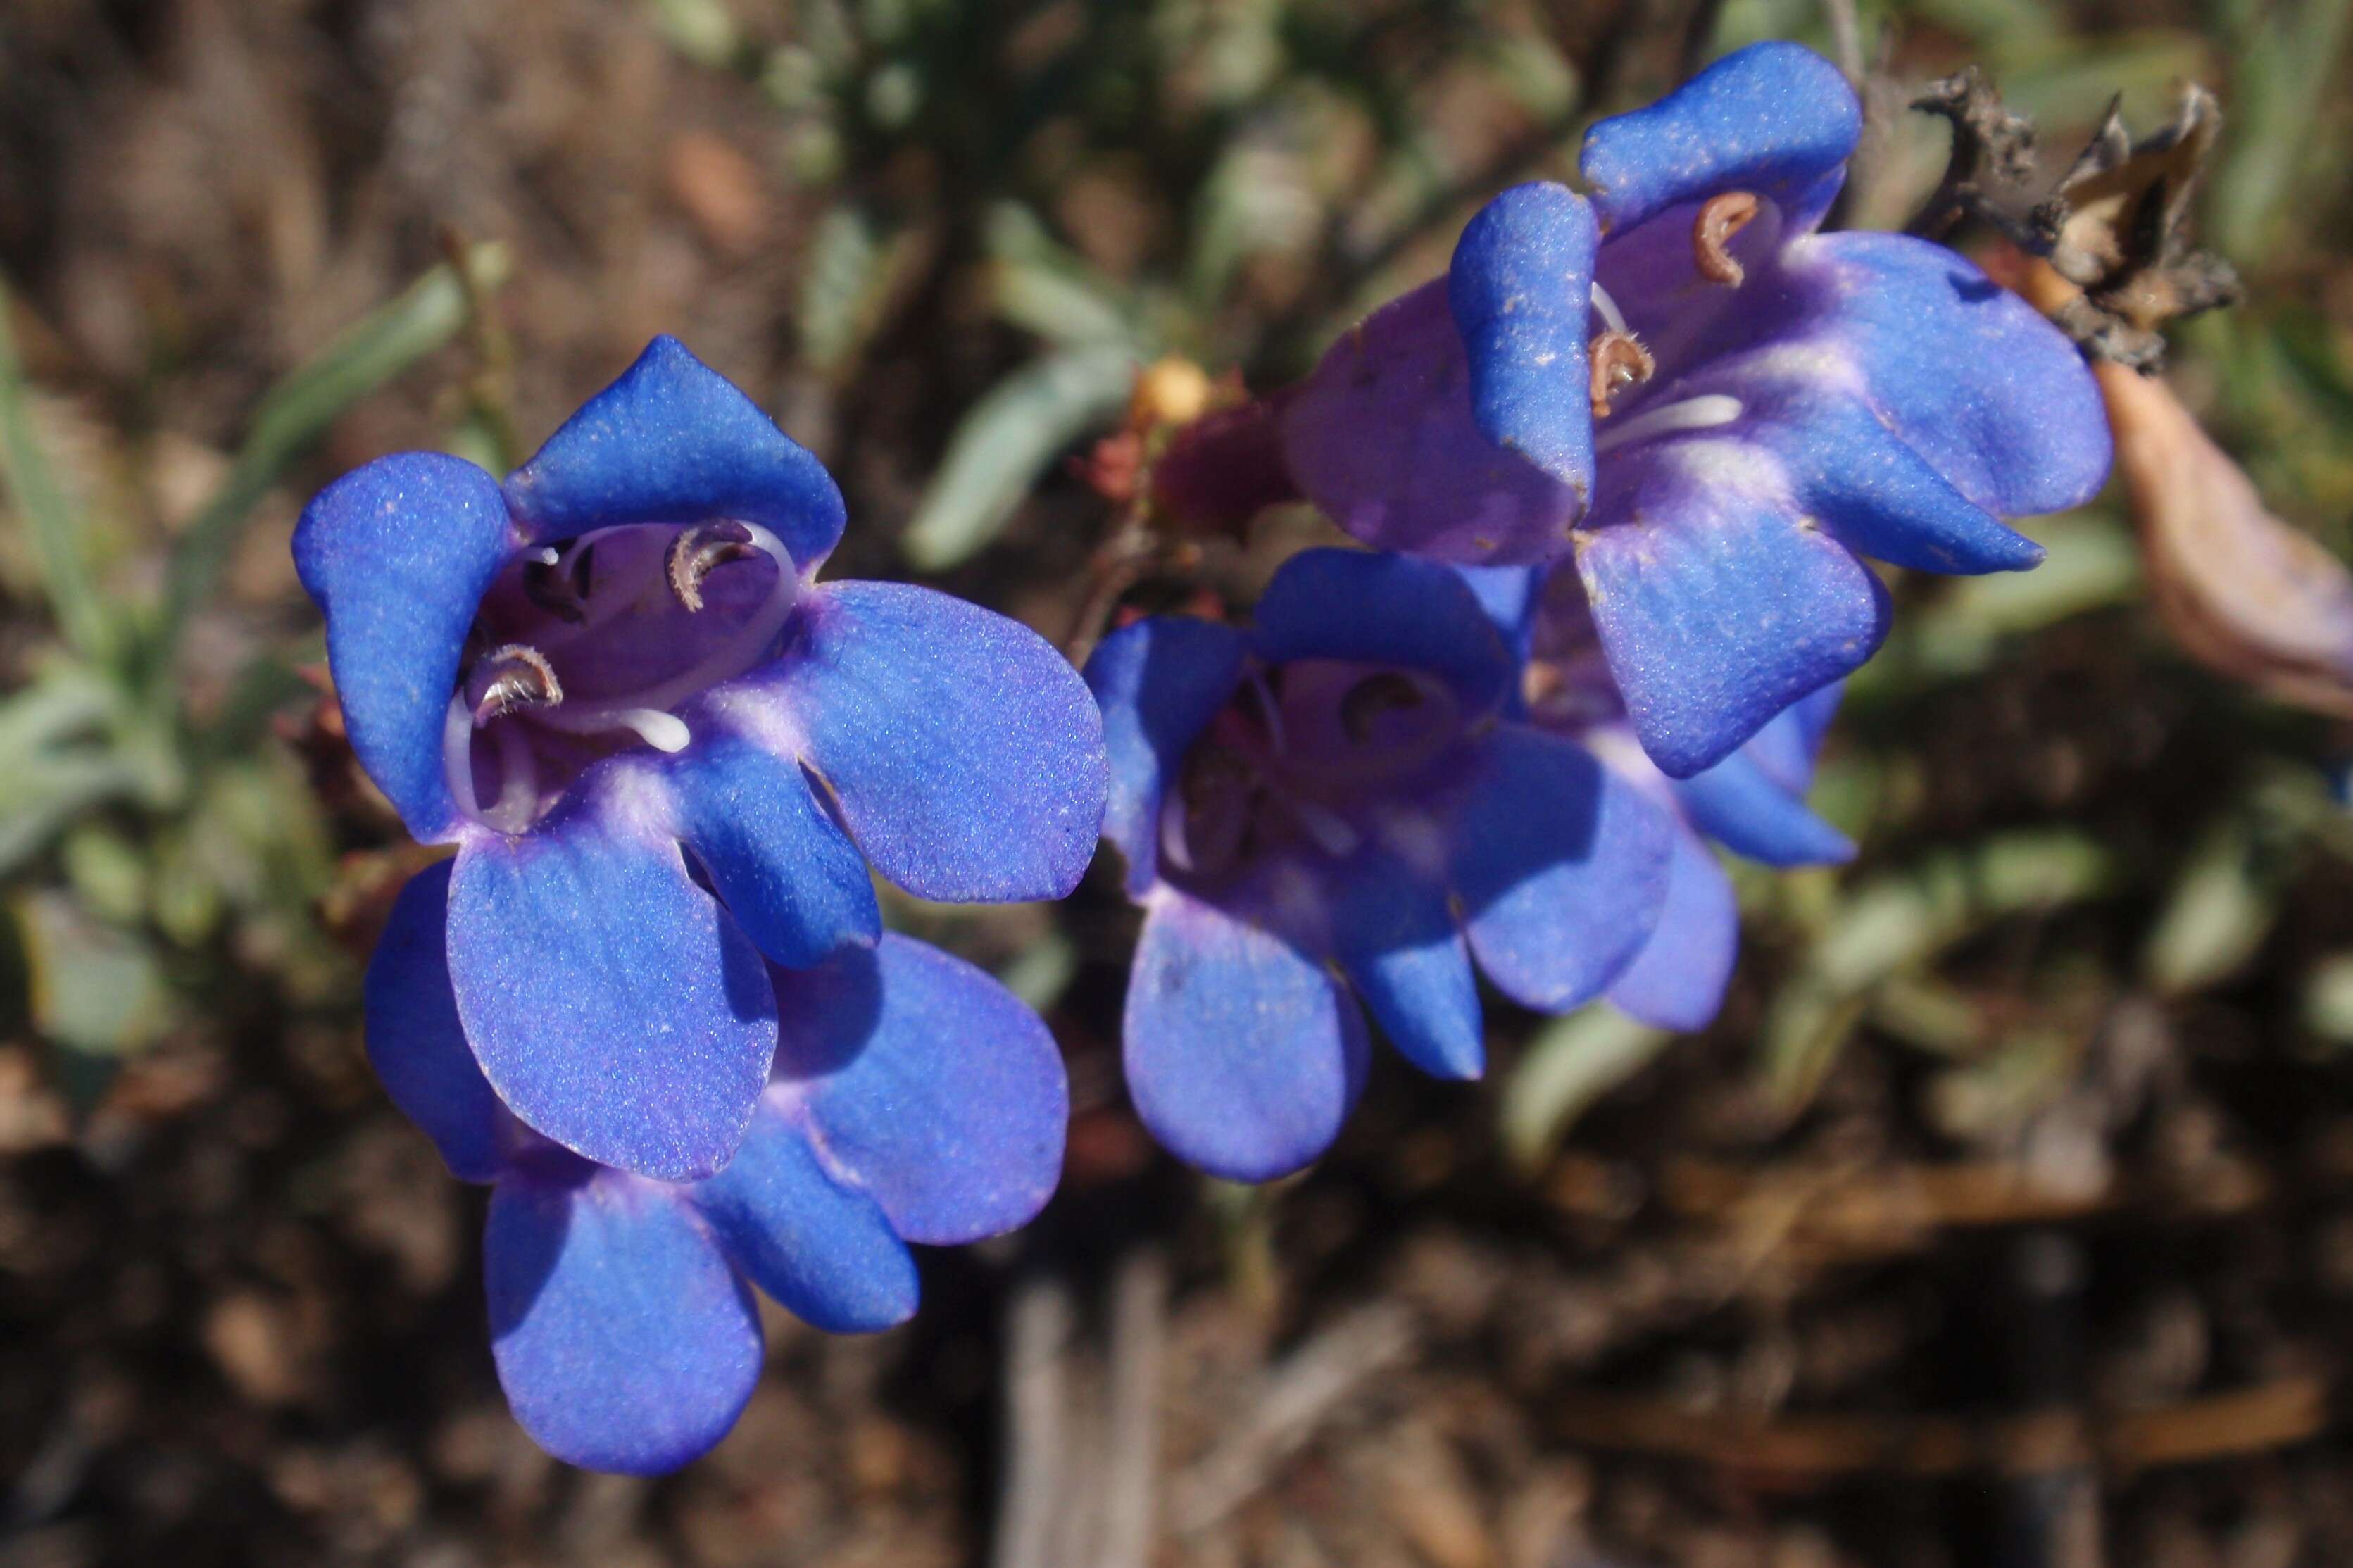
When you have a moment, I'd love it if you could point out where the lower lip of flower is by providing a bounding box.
[441,519,802,834]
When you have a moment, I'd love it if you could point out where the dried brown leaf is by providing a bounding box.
[2100,358,2353,716]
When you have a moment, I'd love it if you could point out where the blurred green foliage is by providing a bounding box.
[0,244,508,1101]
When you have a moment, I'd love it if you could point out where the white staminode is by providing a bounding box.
[1592,394,1743,455]
[489,719,541,834]
[444,695,489,827]
[1588,280,1628,337]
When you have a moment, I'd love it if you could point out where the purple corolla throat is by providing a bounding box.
[1155,659,1466,882]
[441,517,804,835]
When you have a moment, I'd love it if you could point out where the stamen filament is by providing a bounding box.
[1589,280,1629,337]
[1288,798,1361,858]
[1592,394,1744,454]
[1245,670,1288,755]
[1159,786,1198,875]
[489,719,541,832]
[444,695,486,827]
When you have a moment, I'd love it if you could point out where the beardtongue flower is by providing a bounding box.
[296,337,1107,1183]
[1474,565,1853,1031]
[1084,547,1676,1182]
[1276,40,2112,778]
[368,860,1066,1474]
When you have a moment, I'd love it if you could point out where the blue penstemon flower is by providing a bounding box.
[368,860,1065,1474]
[1477,565,1854,1030]
[1084,547,1679,1181]
[1275,41,2113,777]
[296,337,1108,1183]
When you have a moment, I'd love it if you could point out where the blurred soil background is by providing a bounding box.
[6,1,2353,1565]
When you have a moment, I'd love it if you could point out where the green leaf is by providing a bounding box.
[2142,815,2276,995]
[994,260,1141,350]
[2302,953,2353,1044]
[0,662,111,765]
[1500,1005,1672,1171]
[61,827,149,927]
[984,203,1141,348]
[1995,30,2214,127]
[155,242,512,660]
[0,284,114,660]
[899,346,1136,572]
[1763,830,2114,1108]
[1866,514,2140,686]
[2214,0,2353,265]
[646,0,741,68]
[0,752,146,879]
[14,890,172,1060]
[801,206,927,379]
[996,930,1077,1014]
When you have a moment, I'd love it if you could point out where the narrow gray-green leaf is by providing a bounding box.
[0,284,113,660]
[1501,1005,1671,1171]
[157,242,512,658]
[2214,0,2353,265]
[900,346,1136,572]
[2142,815,2276,995]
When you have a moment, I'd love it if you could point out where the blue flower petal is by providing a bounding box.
[773,934,1067,1245]
[1448,182,1600,495]
[1281,281,1584,563]
[663,719,881,968]
[292,453,515,843]
[502,336,846,570]
[1329,843,1484,1080]
[1084,616,1250,896]
[1605,829,1740,1032]
[1739,682,1843,796]
[1576,439,1891,777]
[1673,746,1855,867]
[687,1096,919,1333]
[723,582,1108,904]
[1580,42,1859,236]
[363,859,508,1182]
[1452,565,1545,668]
[446,767,778,1182]
[1123,876,1369,1181]
[1733,384,2046,575]
[1446,727,1675,1011]
[487,1164,763,1475]
[1250,549,1516,715]
[1783,232,2110,518]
